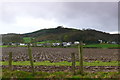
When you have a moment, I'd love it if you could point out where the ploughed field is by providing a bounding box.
[2,47,119,72]
[2,47,119,62]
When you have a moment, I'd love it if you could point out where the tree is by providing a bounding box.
[63,35,69,42]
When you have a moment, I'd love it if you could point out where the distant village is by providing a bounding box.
[0,39,118,47]
[1,41,80,47]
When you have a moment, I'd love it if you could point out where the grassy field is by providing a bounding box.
[0,45,8,47]
[83,44,120,48]
[1,61,119,66]
[2,69,120,78]
[2,61,120,78]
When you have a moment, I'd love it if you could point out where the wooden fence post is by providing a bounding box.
[9,52,12,70]
[78,41,84,74]
[28,43,35,76]
[71,53,76,75]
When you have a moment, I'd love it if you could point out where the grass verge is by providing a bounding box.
[83,44,120,48]
[1,61,119,66]
[2,69,120,78]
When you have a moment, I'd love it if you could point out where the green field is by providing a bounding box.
[0,45,8,47]
[1,61,119,66]
[2,69,120,78]
[83,44,120,48]
[2,60,120,78]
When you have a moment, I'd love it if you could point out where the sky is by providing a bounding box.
[0,1,119,34]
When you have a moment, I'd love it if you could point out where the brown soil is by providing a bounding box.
[2,65,119,73]
[2,47,119,62]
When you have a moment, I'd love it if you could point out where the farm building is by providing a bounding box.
[19,43,27,46]
[74,41,79,45]
[52,43,61,46]
[62,42,72,47]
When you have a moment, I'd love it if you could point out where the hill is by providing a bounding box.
[2,26,119,44]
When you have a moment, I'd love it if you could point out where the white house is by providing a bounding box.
[52,43,61,46]
[19,43,26,46]
[74,41,79,45]
[98,40,103,43]
[62,42,72,47]
[111,41,117,44]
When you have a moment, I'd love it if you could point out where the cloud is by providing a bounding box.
[0,2,118,34]
[55,2,118,32]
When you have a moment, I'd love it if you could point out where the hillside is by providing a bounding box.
[2,26,120,44]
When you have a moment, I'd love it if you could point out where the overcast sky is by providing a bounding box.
[0,2,118,34]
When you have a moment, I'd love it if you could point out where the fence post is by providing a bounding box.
[9,52,12,70]
[71,53,76,75]
[28,43,35,76]
[78,41,84,74]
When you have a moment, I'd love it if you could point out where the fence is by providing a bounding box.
[7,42,84,75]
